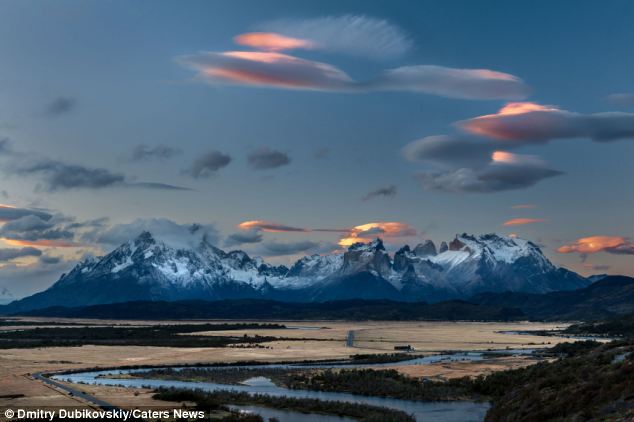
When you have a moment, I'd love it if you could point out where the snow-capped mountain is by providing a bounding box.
[4,231,589,312]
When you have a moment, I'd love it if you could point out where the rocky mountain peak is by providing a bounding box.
[413,240,437,257]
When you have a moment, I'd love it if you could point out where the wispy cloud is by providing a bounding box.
[130,144,182,161]
[502,218,547,226]
[258,15,412,59]
[237,220,308,233]
[362,185,397,201]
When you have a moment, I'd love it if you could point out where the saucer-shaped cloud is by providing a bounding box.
[177,51,355,91]
[459,102,634,142]
[371,65,529,100]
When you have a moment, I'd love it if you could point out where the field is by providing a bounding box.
[0,318,574,412]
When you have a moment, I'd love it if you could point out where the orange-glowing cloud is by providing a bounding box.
[503,218,547,226]
[238,220,308,233]
[496,102,560,116]
[491,150,519,163]
[338,222,416,247]
[557,236,634,255]
[3,238,79,248]
[459,102,566,140]
[234,32,316,52]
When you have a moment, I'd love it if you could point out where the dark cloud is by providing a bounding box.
[402,135,496,167]
[0,205,52,222]
[39,255,61,265]
[362,185,397,201]
[224,229,263,247]
[45,97,76,116]
[417,154,562,193]
[131,144,182,161]
[8,153,190,192]
[258,15,412,59]
[14,158,126,191]
[371,65,529,100]
[0,247,42,262]
[584,264,611,271]
[248,147,291,170]
[261,240,320,256]
[0,215,76,244]
[185,150,232,178]
[127,182,194,191]
[459,103,634,143]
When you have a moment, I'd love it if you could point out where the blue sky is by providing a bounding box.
[0,0,633,299]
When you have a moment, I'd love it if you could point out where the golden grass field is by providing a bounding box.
[0,318,575,413]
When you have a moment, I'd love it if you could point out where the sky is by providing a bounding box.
[0,0,633,300]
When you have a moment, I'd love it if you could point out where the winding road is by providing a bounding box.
[33,372,117,410]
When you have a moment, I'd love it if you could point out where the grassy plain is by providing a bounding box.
[0,318,573,413]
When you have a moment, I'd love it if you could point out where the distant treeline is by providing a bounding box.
[14,298,524,321]
[0,323,285,349]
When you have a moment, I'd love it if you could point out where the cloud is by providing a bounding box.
[362,185,397,201]
[557,236,634,255]
[131,144,182,161]
[86,218,219,250]
[0,143,191,192]
[234,32,316,52]
[371,65,529,100]
[177,51,355,91]
[127,182,193,191]
[39,254,61,264]
[0,205,52,222]
[459,102,634,143]
[185,150,232,178]
[238,220,308,233]
[606,93,634,108]
[402,135,496,167]
[511,204,536,209]
[45,97,76,117]
[260,240,321,256]
[0,246,42,262]
[224,229,263,247]
[338,222,417,246]
[247,147,291,170]
[0,214,77,246]
[502,218,547,226]
[416,151,562,193]
[258,15,412,59]
[13,158,126,191]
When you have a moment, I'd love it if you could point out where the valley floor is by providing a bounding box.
[0,319,574,414]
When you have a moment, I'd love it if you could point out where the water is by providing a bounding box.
[228,405,355,422]
[55,351,495,422]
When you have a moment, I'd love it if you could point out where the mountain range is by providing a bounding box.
[2,230,590,313]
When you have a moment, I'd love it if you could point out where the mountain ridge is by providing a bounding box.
[1,230,590,313]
